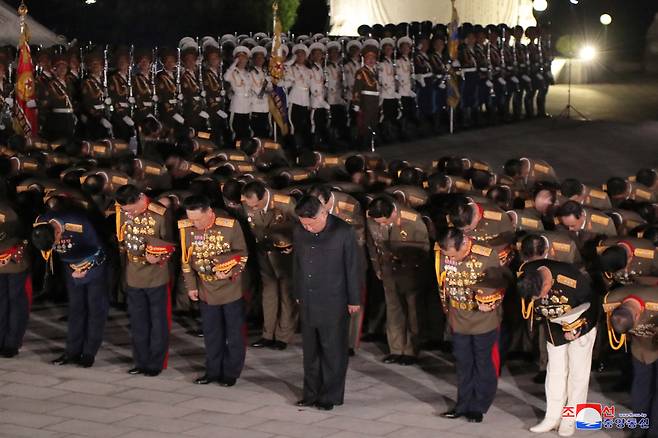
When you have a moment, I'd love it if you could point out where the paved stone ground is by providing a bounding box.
[3,79,654,437]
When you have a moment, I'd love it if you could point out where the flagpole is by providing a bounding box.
[450,108,454,134]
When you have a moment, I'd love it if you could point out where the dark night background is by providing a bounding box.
[6,0,658,61]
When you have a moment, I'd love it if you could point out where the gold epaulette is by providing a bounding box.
[64,223,83,233]
[337,201,354,212]
[521,217,540,229]
[471,244,492,257]
[189,164,206,175]
[400,210,418,222]
[178,219,193,229]
[591,214,610,226]
[556,274,577,288]
[111,175,129,186]
[148,202,166,216]
[215,217,235,228]
[483,210,502,221]
[273,194,291,205]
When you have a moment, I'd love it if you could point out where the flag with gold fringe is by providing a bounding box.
[446,0,461,109]
[13,2,38,138]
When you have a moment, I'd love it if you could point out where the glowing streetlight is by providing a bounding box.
[569,0,579,4]
[600,14,612,26]
[578,45,596,62]
[533,0,548,12]
[85,0,97,4]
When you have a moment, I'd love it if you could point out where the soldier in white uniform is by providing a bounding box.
[326,41,348,147]
[309,42,330,148]
[250,46,271,138]
[396,36,417,138]
[284,44,312,152]
[224,45,252,141]
[377,38,399,142]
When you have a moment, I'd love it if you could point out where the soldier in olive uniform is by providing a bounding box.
[180,41,208,134]
[242,180,297,350]
[115,185,175,376]
[597,236,658,288]
[352,39,380,150]
[81,49,113,140]
[560,178,612,211]
[436,227,511,423]
[557,200,617,260]
[156,48,184,131]
[44,54,76,141]
[366,196,429,365]
[201,38,229,147]
[132,49,156,125]
[606,286,658,436]
[108,47,136,142]
[180,195,249,386]
[0,202,30,358]
[448,195,515,249]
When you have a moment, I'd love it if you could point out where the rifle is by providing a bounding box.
[197,37,211,131]
[128,44,134,119]
[152,46,159,118]
[176,47,183,113]
[102,45,114,137]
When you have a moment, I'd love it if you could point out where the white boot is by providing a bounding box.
[558,419,575,437]
[529,417,561,433]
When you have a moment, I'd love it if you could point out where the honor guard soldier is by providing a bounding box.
[132,48,156,125]
[179,39,209,134]
[285,44,313,151]
[32,209,109,368]
[503,157,558,196]
[353,39,380,150]
[108,47,136,141]
[486,25,507,122]
[201,37,229,146]
[309,42,330,146]
[436,228,511,423]
[605,286,658,436]
[396,36,416,137]
[250,46,271,139]
[474,26,494,123]
[224,46,252,141]
[378,38,399,142]
[44,53,76,141]
[0,202,30,358]
[511,25,532,119]
[65,45,83,106]
[35,47,54,136]
[115,185,175,377]
[156,47,184,132]
[597,237,658,287]
[179,195,249,386]
[242,181,297,350]
[326,41,348,145]
[413,30,435,132]
[81,49,113,139]
[366,196,430,365]
[499,24,516,121]
[343,40,362,137]
[517,259,598,436]
[308,185,367,354]
[526,26,547,118]
[429,33,448,133]
[459,25,480,127]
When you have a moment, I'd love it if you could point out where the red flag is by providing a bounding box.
[14,4,38,138]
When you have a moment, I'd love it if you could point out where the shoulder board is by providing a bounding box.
[0,212,5,223]
[177,219,193,229]
[238,164,254,173]
[337,201,355,212]
[635,188,652,200]
[590,214,610,226]
[64,223,83,233]
[521,217,540,229]
[472,162,489,171]
[552,242,572,253]
[324,157,340,165]
[483,210,502,221]
[534,163,550,174]
[409,195,425,205]
[197,131,211,140]
[471,244,492,257]
[524,199,535,208]
[400,210,418,222]
[189,164,206,175]
[588,189,607,200]
[147,202,166,216]
[229,154,246,161]
[634,248,655,259]
[556,274,577,289]
[263,141,281,150]
[215,217,235,228]
[273,194,291,204]
[454,180,470,191]
[423,181,429,189]
[93,145,107,154]
[292,172,307,181]
[144,165,164,175]
[111,175,129,186]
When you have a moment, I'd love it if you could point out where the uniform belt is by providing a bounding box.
[128,254,148,265]
[93,104,105,110]
[52,108,73,113]
[361,90,379,96]
[118,102,129,108]
[479,67,488,72]
[142,102,153,107]
[199,272,217,283]
[449,298,478,311]
[462,67,477,73]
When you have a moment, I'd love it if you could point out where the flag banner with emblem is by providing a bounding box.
[268,1,289,136]
[447,0,461,109]
[13,3,38,138]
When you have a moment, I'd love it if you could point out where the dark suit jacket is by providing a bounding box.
[293,215,360,327]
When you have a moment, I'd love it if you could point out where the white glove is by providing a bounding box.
[4,97,13,108]
[128,97,136,104]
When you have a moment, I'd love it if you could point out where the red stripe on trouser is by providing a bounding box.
[491,338,501,378]
[24,276,33,312]
[162,280,172,370]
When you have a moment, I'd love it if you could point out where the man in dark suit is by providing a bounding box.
[292,196,361,411]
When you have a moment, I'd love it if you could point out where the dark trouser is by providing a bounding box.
[209,110,230,148]
[507,77,521,119]
[200,298,245,380]
[126,285,170,371]
[632,357,658,437]
[493,77,508,119]
[290,104,311,151]
[231,112,251,141]
[111,111,135,142]
[400,96,418,139]
[452,328,500,415]
[45,113,76,141]
[522,76,535,117]
[356,96,379,150]
[251,112,270,138]
[380,99,400,142]
[534,76,548,116]
[460,72,479,126]
[64,267,109,358]
[302,315,349,405]
[0,271,30,350]
[311,107,329,146]
[84,115,111,140]
[329,104,348,147]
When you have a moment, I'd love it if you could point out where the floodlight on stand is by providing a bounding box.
[600,14,612,26]
[578,45,596,62]
[533,0,548,12]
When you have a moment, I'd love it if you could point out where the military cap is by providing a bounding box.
[397,36,413,48]
[380,37,395,48]
[326,41,341,51]
[241,38,257,49]
[250,46,267,57]
[309,42,326,53]
[361,39,379,56]
[253,32,268,41]
[232,45,251,58]
[295,34,310,43]
[292,43,310,56]
[134,47,153,62]
[346,40,362,52]
[357,25,372,37]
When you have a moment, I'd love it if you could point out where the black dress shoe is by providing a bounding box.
[52,353,79,366]
[296,399,315,407]
[315,402,334,411]
[78,355,95,368]
[144,369,162,377]
[440,409,463,419]
[466,412,483,423]
[1,347,18,358]
[219,377,236,387]
[348,348,355,357]
[271,341,287,350]
[194,375,217,385]
[128,367,144,375]
[250,338,274,348]
[398,355,417,366]
[532,370,546,384]
[382,354,401,364]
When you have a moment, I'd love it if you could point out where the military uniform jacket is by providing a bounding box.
[45,77,75,113]
[250,66,270,113]
[413,51,433,86]
[531,230,582,265]
[0,202,29,274]
[577,185,612,211]
[604,286,658,364]
[155,70,178,115]
[597,237,658,286]
[568,207,617,249]
[181,68,203,115]
[608,208,647,236]
[520,158,557,189]
[285,63,312,108]
[396,55,414,97]
[520,259,597,346]
[342,57,360,99]
[326,61,345,106]
[366,203,429,280]
[385,185,429,209]
[133,71,155,114]
[377,57,397,100]
[116,200,174,289]
[108,71,131,115]
[81,75,106,118]
[508,208,544,232]
[202,67,224,112]
[179,211,248,305]
[224,64,251,114]
[629,181,657,203]
[36,71,53,112]
[309,63,329,110]
[436,240,510,335]
[352,65,379,105]
[467,199,515,244]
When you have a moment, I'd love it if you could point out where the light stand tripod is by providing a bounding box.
[556,57,589,120]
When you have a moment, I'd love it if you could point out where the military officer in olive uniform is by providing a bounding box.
[81,50,113,139]
[557,200,617,259]
[436,227,511,423]
[115,185,175,376]
[352,39,380,150]
[597,236,658,288]
[242,180,297,350]
[44,53,76,141]
[0,202,30,358]
[366,196,429,365]
[179,195,249,386]
[108,47,136,142]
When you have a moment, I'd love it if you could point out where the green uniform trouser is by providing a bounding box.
[260,251,297,343]
[382,272,419,357]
